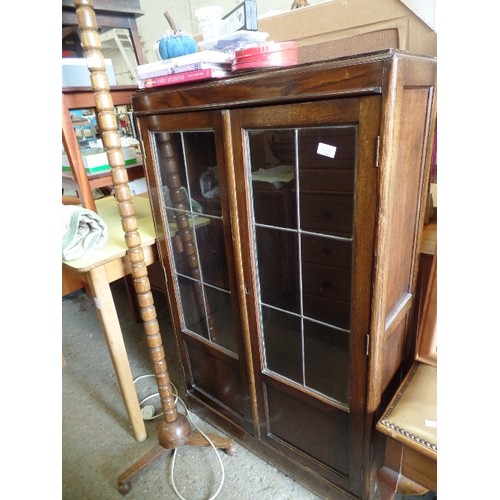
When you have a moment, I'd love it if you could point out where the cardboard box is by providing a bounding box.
[62,147,137,174]
[62,57,117,87]
[257,0,436,59]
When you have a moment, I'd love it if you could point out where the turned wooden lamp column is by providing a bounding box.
[155,131,217,341]
[72,1,233,495]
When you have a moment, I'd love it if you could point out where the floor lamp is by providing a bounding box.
[71,0,235,495]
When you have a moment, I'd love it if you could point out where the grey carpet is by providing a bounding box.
[62,279,323,499]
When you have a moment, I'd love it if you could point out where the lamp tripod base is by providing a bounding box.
[118,414,235,495]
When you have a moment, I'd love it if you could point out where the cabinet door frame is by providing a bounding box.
[228,95,381,495]
[136,110,256,434]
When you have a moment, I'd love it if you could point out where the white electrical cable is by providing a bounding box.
[170,394,226,500]
[133,374,226,500]
[134,373,164,420]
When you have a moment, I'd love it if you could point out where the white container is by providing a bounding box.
[194,6,223,22]
[198,19,223,40]
[195,6,223,40]
[62,147,137,174]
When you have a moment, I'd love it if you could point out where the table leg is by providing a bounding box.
[88,265,147,442]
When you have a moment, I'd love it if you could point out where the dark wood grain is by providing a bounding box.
[134,50,437,499]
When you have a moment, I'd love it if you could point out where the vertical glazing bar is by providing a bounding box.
[294,128,306,386]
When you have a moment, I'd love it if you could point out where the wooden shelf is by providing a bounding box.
[421,221,437,256]
[62,86,140,212]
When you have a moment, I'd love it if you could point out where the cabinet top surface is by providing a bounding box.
[132,49,436,115]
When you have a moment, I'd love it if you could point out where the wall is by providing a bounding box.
[135,0,328,64]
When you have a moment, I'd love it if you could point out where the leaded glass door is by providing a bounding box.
[230,96,380,495]
[138,111,254,433]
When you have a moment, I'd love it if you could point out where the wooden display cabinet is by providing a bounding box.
[132,50,436,499]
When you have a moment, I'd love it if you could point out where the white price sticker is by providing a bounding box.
[317,142,337,159]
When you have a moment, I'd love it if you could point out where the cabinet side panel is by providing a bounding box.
[380,86,433,393]
[383,87,431,319]
[381,322,406,386]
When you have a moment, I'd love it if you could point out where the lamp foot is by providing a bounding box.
[118,418,235,495]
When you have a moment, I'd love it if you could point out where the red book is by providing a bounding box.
[138,61,230,80]
[138,67,231,89]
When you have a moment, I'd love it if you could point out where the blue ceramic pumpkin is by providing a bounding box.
[158,32,197,60]
[158,11,197,60]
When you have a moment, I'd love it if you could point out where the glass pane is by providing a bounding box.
[197,218,230,291]
[304,320,350,404]
[299,127,356,237]
[204,285,237,352]
[255,226,300,313]
[154,130,237,353]
[177,275,207,339]
[301,234,352,330]
[249,129,296,229]
[168,214,199,274]
[247,124,356,406]
[262,306,302,384]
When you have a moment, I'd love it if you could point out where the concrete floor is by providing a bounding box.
[62,279,324,500]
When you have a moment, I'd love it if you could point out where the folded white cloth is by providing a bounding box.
[62,204,108,261]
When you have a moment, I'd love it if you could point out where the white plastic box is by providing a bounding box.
[62,147,138,174]
[62,58,117,87]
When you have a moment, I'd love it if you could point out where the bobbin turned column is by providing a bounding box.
[73,0,234,495]
[74,0,192,446]
[155,132,217,340]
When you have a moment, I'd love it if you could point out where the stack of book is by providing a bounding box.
[137,50,233,89]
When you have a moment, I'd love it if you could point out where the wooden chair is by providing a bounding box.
[375,251,437,497]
